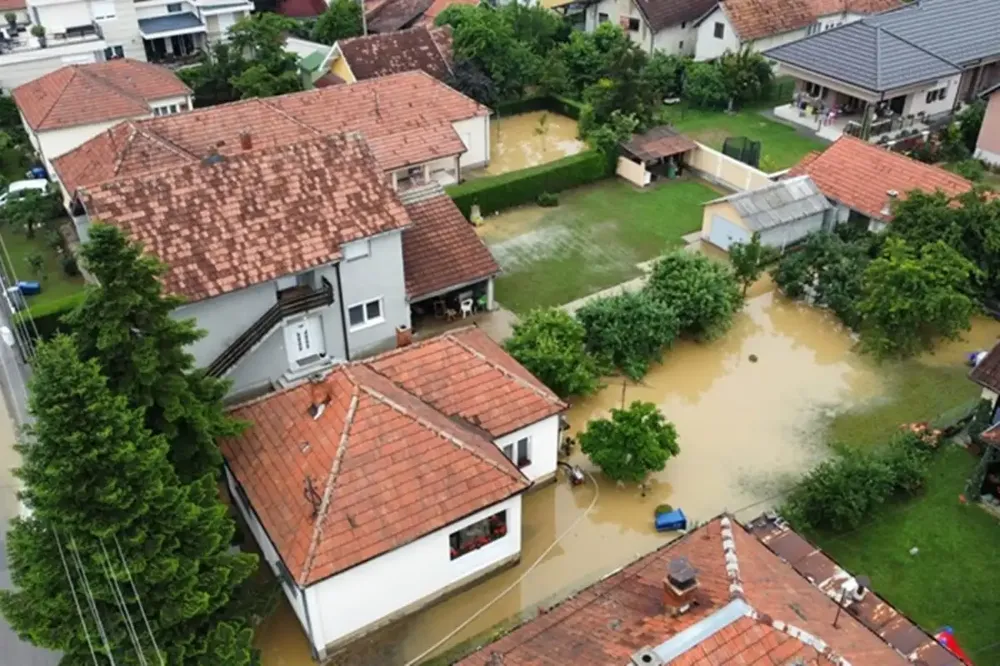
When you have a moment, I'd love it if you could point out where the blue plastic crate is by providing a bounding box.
[17,281,41,296]
[655,508,687,532]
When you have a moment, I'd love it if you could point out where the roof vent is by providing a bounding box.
[880,190,899,217]
[309,402,326,420]
[663,556,700,616]
[630,647,664,666]
[239,131,253,151]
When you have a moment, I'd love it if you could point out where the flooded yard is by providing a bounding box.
[477,111,586,176]
[251,288,998,666]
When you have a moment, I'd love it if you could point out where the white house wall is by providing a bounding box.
[453,115,489,170]
[0,44,102,91]
[305,494,523,655]
[903,75,961,117]
[224,468,310,632]
[34,119,125,176]
[694,7,739,60]
[30,1,93,34]
[757,212,826,249]
[652,23,698,57]
[173,281,277,367]
[494,414,560,484]
[103,0,146,60]
[338,230,409,359]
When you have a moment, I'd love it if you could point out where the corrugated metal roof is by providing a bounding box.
[765,0,999,93]
[708,175,832,231]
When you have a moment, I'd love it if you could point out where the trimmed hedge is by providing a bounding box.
[448,149,609,218]
[494,95,586,120]
[12,290,86,340]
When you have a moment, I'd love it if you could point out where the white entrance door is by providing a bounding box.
[284,317,324,368]
[709,215,752,251]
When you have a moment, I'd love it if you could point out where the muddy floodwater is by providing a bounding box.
[254,287,916,665]
[477,111,586,176]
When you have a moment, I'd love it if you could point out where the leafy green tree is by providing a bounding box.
[447,6,541,101]
[645,251,742,340]
[434,3,483,31]
[717,48,774,108]
[0,335,257,664]
[199,622,256,666]
[499,2,568,55]
[447,58,498,107]
[178,44,243,107]
[682,61,729,109]
[311,0,363,45]
[550,31,604,95]
[230,64,302,98]
[579,401,679,484]
[25,251,45,279]
[505,308,601,398]
[583,109,638,169]
[576,291,679,380]
[858,238,978,358]
[728,232,778,296]
[0,190,59,239]
[956,100,986,153]
[64,224,241,481]
[640,51,686,102]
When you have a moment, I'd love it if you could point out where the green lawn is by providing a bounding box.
[659,106,827,170]
[805,446,1000,666]
[0,227,85,308]
[825,361,981,448]
[480,177,719,312]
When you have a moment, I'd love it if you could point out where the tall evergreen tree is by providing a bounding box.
[64,224,241,481]
[0,336,257,664]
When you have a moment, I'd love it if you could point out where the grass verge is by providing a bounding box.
[0,226,84,309]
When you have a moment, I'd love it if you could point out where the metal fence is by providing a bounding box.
[722,136,761,169]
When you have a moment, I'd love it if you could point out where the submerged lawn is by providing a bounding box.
[479,177,719,312]
[805,446,1000,666]
[659,106,827,170]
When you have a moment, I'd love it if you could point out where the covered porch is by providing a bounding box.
[392,156,460,193]
[139,13,207,65]
[616,125,698,188]
[409,278,494,334]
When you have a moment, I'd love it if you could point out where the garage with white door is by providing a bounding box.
[701,175,833,252]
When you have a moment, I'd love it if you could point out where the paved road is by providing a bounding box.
[0,285,61,664]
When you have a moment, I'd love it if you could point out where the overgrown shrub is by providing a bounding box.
[644,251,742,340]
[12,291,86,340]
[504,308,601,398]
[536,191,559,207]
[575,291,679,380]
[447,150,608,218]
[782,433,930,531]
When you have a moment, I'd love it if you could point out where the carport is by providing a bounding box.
[617,125,698,188]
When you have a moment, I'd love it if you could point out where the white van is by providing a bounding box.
[0,179,49,207]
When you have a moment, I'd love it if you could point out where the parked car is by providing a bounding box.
[0,179,48,207]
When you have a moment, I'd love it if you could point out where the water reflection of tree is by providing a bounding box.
[765,292,856,366]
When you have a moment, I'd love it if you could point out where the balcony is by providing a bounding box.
[206,277,334,378]
[0,23,104,60]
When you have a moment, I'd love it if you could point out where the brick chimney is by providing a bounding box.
[239,131,253,151]
[663,557,699,616]
[395,325,413,348]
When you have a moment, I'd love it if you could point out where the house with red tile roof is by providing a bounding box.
[693,0,899,61]
[10,59,191,174]
[574,0,717,58]
[62,73,498,402]
[327,25,453,84]
[221,326,565,659]
[786,135,973,231]
[454,513,963,666]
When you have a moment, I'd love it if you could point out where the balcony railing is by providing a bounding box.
[206,277,334,378]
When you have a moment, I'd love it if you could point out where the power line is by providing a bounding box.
[54,528,101,666]
[98,540,147,666]
[70,535,117,666]
[114,534,164,666]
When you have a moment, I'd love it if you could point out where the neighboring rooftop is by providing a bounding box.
[79,134,410,302]
[366,0,434,33]
[457,513,959,665]
[0,0,25,10]
[366,327,566,438]
[708,175,832,231]
[621,124,697,162]
[336,26,452,82]
[55,70,488,195]
[220,331,541,585]
[634,0,716,32]
[11,59,190,132]
[711,0,899,41]
[970,341,1000,394]
[276,0,327,17]
[786,136,972,221]
[399,184,500,302]
[766,0,1000,93]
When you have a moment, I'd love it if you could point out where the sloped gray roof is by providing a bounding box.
[765,0,1000,93]
[707,175,832,231]
[137,13,205,36]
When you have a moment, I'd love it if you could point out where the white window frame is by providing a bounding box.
[347,297,384,331]
[92,0,116,21]
[343,239,371,261]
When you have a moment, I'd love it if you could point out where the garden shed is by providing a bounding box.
[700,175,832,251]
[617,125,697,187]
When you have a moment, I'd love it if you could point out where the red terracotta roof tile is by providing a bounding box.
[337,26,452,82]
[720,0,900,40]
[0,0,25,10]
[457,517,912,665]
[787,136,973,221]
[401,190,499,300]
[365,0,434,32]
[12,59,190,131]
[54,70,486,195]
[221,356,530,585]
[368,327,566,437]
[969,341,1000,393]
[79,134,410,302]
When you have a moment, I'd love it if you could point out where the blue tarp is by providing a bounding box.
[655,508,688,532]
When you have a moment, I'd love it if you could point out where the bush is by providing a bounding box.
[644,251,742,340]
[504,308,601,398]
[494,95,584,118]
[575,291,679,380]
[782,434,930,532]
[536,191,559,207]
[12,290,86,340]
[654,503,673,515]
[579,400,680,484]
[447,149,609,218]
[60,255,80,277]
[952,159,986,182]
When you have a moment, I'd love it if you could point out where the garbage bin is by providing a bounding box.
[17,281,41,296]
